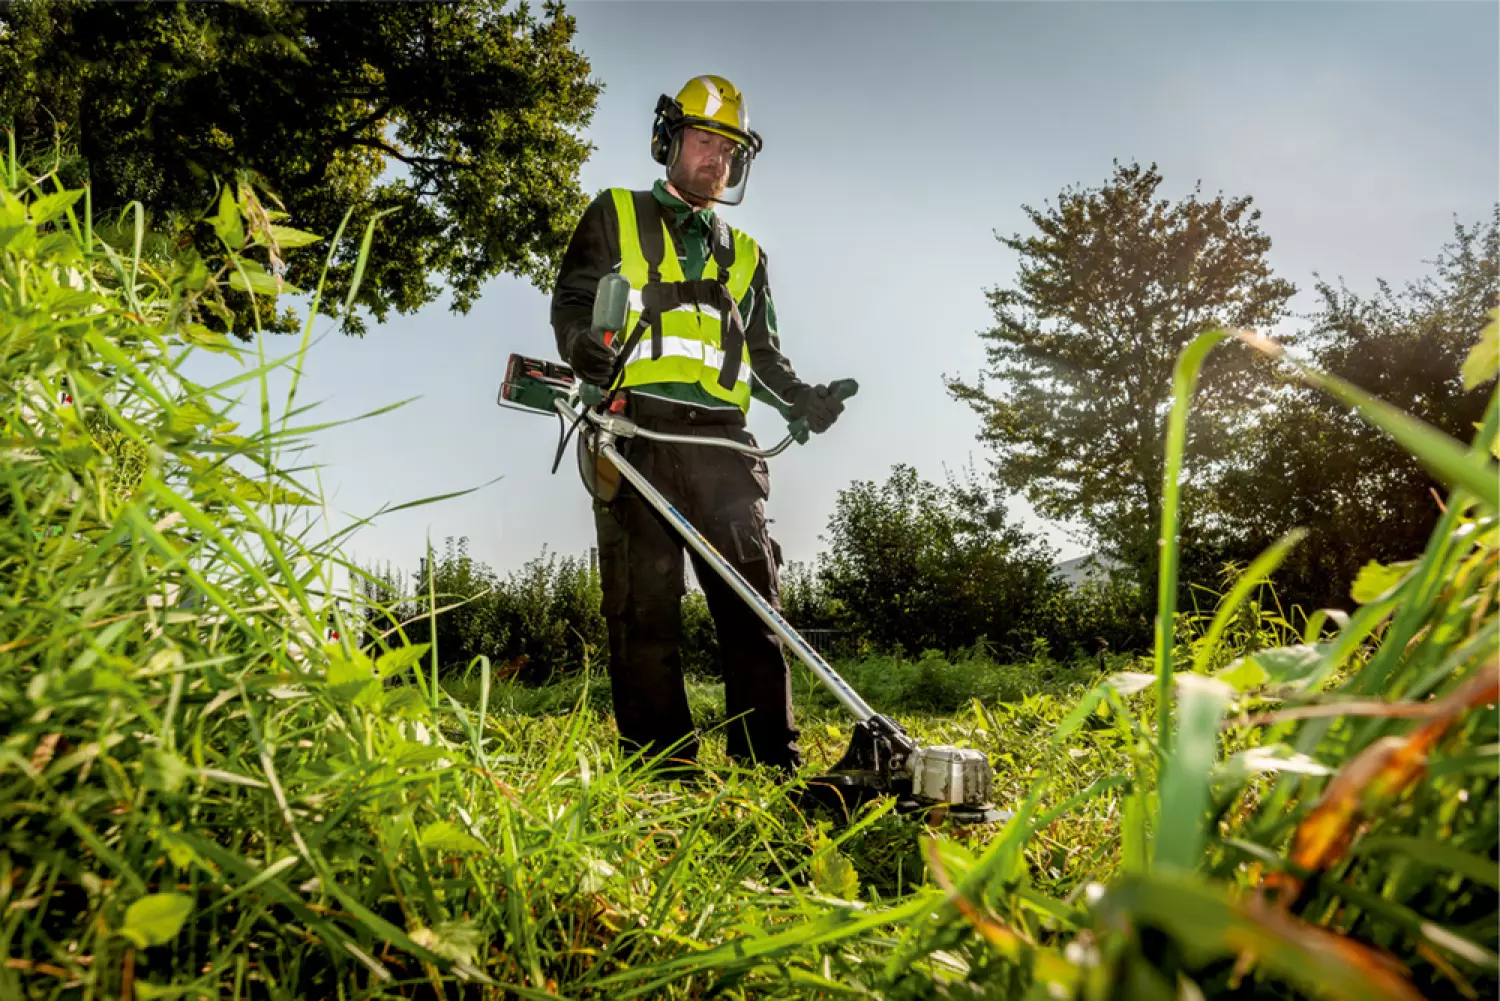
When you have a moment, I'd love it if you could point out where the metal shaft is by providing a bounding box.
[598,439,877,723]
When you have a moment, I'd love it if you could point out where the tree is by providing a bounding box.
[818,464,1063,657]
[0,0,599,335]
[947,161,1297,580]
[1209,207,1499,610]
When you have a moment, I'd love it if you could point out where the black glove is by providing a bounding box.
[788,383,845,433]
[566,328,616,388]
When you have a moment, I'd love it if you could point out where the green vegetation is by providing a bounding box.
[0,0,600,335]
[2,147,1497,1001]
[947,160,1498,618]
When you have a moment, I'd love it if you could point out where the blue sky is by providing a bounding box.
[195,1,1499,585]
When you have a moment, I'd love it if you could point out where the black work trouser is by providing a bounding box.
[592,401,801,773]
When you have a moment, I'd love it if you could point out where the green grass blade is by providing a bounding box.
[1157,329,1234,756]
[1154,675,1233,872]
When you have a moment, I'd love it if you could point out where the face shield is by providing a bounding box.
[665,124,761,207]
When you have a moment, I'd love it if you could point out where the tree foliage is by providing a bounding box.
[948,161,1296,578]
[817,464,1068,658]
[1210,207,1500,609]
[0,0,600,335]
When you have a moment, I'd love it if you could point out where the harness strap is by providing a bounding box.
[709,214,744,390]
[612,191,746,392]
[607,191,667,389]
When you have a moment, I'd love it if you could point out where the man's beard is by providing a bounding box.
[671,162,727,204]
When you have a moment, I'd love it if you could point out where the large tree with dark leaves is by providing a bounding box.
[0,0,599,334]
[947,161,1296,580]
[1209,208,1499,611]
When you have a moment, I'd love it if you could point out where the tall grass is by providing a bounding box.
[0,152,910,999]
[2,138,1495,1000]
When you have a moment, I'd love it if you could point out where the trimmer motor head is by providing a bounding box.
[803,716,1010,825]
[910,745,993,810]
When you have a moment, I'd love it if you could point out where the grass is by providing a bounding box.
[1,143,1496,1000]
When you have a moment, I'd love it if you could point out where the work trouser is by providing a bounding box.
[592,398,802,773]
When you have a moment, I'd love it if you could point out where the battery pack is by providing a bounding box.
[498,354,576,414]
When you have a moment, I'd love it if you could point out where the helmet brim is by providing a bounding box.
[677,117,763,156]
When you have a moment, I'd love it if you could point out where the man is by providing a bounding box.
[550,75,848,775]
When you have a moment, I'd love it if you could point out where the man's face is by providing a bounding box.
[670,126,739,202]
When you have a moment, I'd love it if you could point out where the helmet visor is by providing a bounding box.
[666,124,758,207]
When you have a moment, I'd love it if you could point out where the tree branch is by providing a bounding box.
[330,100,395,147]
[350,138,465,171]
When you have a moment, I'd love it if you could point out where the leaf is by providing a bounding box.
[383,685,432,721]
[1351,559,1414,604]
[1213,744,1332,792]
[391,740,447,769]
[1106,671,1158,697]
[29,189,84,226]
[178,249,210,291]
[1460,308,1498,390]
[924,836,978,885]
[1273,665,1499,895]
[163,400,219,438]
[213,467,317,507]
[326,651,378,706]
[810,837,861,900]
[375,643,430,680]
[345,208,399,312]
[158,830,201,872]
[0,188,27,227]
[211,185,245,251]
[409,920,483,965]
[229,259,297,296]
[142,749,190,795]
[181,323,237,355]
[1096,872,1425,1001]
[0,223,29,252]
[269,224,323,249]
[418,820,486,854]
[1049,680,1112,750]
[1215,656,1269,692]
[579,857,616,893]
[1155,674,1233,872]
[1246,644,1327,690]
[119,893,193,948]
[1350,836,1500,890]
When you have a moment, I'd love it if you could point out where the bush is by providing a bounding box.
[358,539,731,682]
[1036,572,1151,660]
[817,464,1077,658]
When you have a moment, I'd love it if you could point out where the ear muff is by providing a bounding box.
[650,94,683,166]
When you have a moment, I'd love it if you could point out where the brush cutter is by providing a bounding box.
[497,283,1008,824]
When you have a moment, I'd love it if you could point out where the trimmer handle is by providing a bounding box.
[787,378,859,445]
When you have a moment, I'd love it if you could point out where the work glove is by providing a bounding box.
[566,328,617,388]
[787,383,845,434]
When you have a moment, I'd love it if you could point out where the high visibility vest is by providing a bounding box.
[609,188,761,411]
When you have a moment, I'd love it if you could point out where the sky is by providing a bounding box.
[188,1,1500,587]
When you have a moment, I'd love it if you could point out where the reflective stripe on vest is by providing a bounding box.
[610,187,761,411]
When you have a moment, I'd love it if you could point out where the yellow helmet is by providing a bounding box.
[651,75,764,206]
